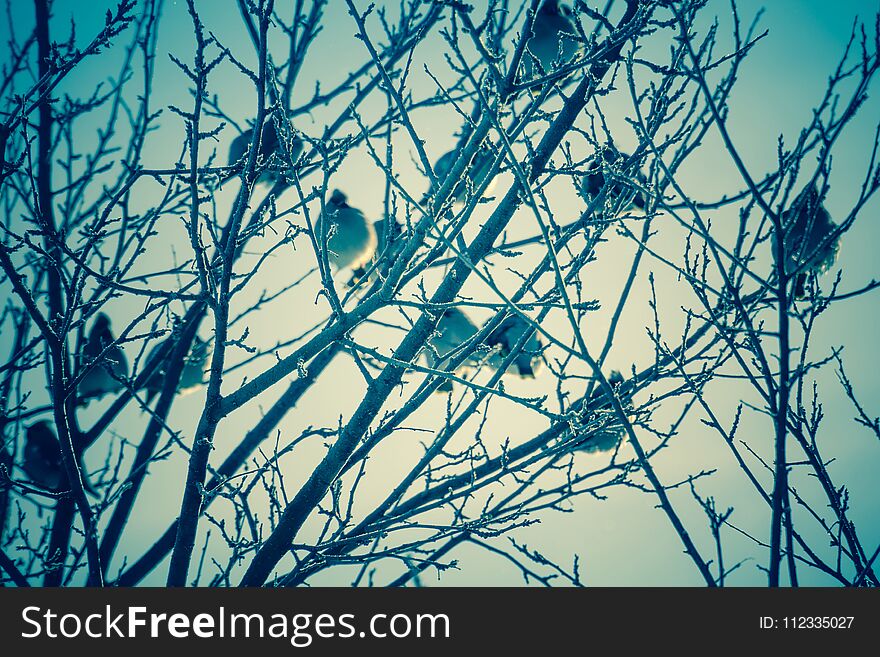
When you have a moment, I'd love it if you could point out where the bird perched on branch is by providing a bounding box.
[142,335,211,402]
[227,112,303,187]
[426,143,498,207]
[349,216,404,286]
[424,307,486,391]
[580,147,647,215]
[22,421,63,491]
[77,313,129,405]
[315,190,378,273]
[22,421,96,494]
[573,371,632,454]
[776,183,841,299]
[484,314,545,378]
[523,0,581,80]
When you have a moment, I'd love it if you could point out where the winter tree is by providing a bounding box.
[0,0,878,588]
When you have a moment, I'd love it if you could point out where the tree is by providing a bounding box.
[0,0,878,588]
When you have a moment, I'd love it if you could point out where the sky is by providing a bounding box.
[1,0,878,587]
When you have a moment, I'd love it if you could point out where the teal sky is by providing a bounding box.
[1,0,878,586]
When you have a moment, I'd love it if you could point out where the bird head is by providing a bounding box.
[89,313,117,348]
[26,421,56,447]
[94,313,112,331]
[434,150,456,178]
[329,189,349,208]
[540,0,563,16]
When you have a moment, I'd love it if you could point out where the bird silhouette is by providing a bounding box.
[227,112,303,187]
[580,147,647,215]
[22,421,97,494]
[22,421,64,491]
[522,0,580,80]
[424,307,486,391]
[426,144,498,207]
[315,190,378,273]
[573,371,632,454]
[777,183,841,299]
[142,335,211,402]
[484,314,545,378]
[77,313,129,405]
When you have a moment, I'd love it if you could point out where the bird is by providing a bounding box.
[522,0,581,80]
[142,335,211,402]
[426,143,498,207]
[77,313,129,405]
[484,314,545,378]
[22,421,63,491]
[424,307,487,391]
[579,147,647,215]
[227,112,303,187]
[777,183,841,299]
[573,371,632,454]
[348,216,404,286]
[22,421,97,494]
[314,190,378,273]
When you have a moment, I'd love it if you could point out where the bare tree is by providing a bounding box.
[0,0,878,588]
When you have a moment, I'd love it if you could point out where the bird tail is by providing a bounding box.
[347,266,368,288]
[143,387,158,405]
